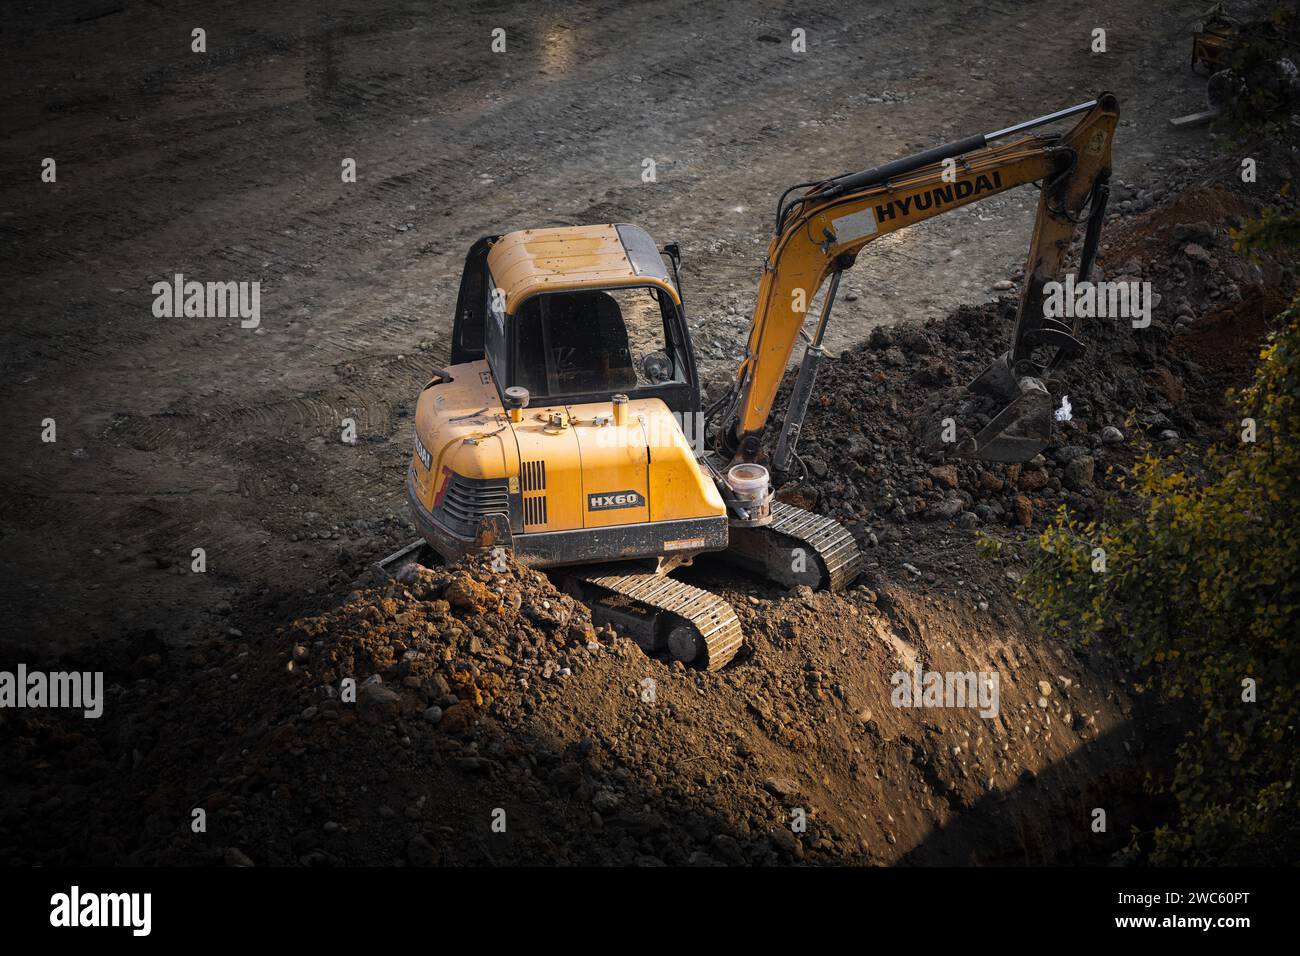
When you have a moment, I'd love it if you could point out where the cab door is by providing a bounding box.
[450,235,499,365]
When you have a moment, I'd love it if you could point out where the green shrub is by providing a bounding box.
[1023,299,1300,864]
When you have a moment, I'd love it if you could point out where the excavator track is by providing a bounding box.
[571,567,744,671]
[724,501,864,591]
[770,501,865,591]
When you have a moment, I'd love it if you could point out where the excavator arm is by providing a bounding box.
[717,92,1120,466]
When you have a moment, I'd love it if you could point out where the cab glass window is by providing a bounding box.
[513,287,683,401]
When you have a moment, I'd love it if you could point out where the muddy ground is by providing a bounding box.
[0,1,1294,866]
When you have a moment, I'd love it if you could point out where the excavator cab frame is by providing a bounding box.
[449,234,495,365]
[449,228,705,421]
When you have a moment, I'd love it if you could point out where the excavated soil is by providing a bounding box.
[772,180,1292,542]
[0,551,1166,867]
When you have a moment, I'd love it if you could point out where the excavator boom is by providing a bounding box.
[718,93,1120,465]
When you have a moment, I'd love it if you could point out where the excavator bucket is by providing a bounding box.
[954,350,1054,463]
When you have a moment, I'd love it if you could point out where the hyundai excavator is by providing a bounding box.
[381,92,1119,670]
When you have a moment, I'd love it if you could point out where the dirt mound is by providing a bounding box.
[280,557,603,730]
[0,544,1163,867]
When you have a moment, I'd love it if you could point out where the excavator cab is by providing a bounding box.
[515,290,637,394]
[450,224,702,419]
[408,223,728,573]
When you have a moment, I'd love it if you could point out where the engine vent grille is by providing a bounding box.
[437,474,510,537]
[521,460,547,527]
[521,459,546,492]
[523,494,548,527]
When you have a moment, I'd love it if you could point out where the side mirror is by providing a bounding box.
[661,241,683,296]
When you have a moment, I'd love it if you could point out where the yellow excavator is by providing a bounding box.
[381,93,1119,670]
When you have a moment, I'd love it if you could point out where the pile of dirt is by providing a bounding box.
[0,557,623,866]
[1,535,1176,868]
[281,557,604,731]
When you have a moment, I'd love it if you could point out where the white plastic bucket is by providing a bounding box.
[726,463,770,499]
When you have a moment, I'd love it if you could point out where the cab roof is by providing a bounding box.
[485,223,679,315]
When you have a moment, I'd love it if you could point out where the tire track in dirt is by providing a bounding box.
[104,378,411,454]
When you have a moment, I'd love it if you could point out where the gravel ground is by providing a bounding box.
[2,0,1227,656]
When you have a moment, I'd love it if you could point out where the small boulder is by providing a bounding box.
[1017,469,1049,492]
[358,681,402,724]
[928,464,959,490]
[1012,495,1033,528]
[1063,455,1095,491]
[928,498,964,520]
[445,572,492,611]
